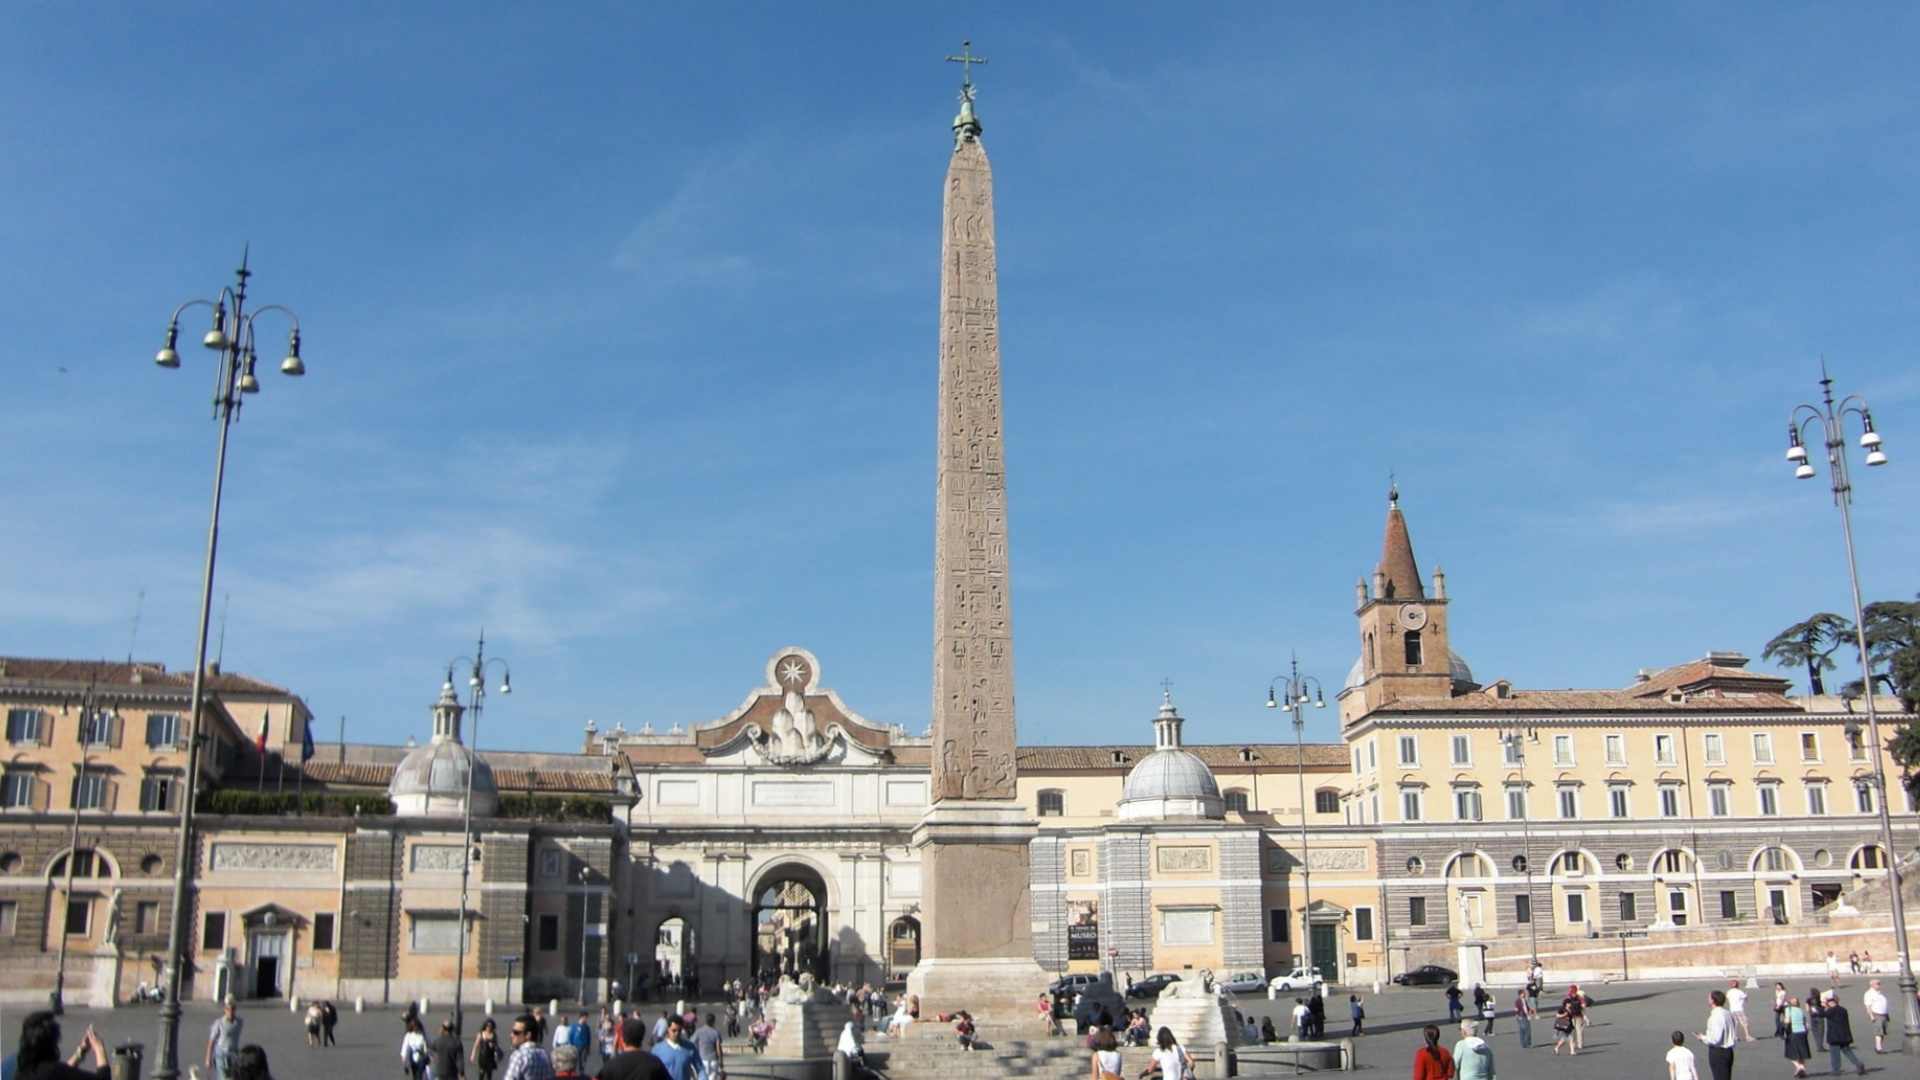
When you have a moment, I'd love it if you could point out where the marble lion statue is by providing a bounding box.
[1163,967,1219,999]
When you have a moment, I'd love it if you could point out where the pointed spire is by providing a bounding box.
[1376,486,1424,601]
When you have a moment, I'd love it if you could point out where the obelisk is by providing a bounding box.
[908,43,1047,1020]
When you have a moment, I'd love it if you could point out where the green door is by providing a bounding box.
[1309,924,1339,982]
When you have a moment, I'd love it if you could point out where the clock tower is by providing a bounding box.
[1340,488,1466,724]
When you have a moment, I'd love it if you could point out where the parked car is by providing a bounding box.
[1048,972,1104,997]
[1126,973,1183,999]
[1219,971,1268,995]
[1266,966,1325,997]
[1393,964,1459,987]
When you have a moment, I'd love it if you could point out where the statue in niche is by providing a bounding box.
[103,887,123,948]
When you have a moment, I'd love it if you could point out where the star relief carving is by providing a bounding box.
[778,658,809,687]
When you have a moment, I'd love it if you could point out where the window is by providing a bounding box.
[313,912,336,951]
[139,776,177,812]
[1659,785,1681,818]
[0,900,14,935]
[1608,786,1630,818]
[1506,785,1528,820]
[1401,788,1423,821]
[1659,850,1687,874]
[80,710,113,748]
[1408,896,1427,926]
[1620,892,1638,921]
[1702,733,1725,765]
[146,714,183,750]
[1757,783,1779,816]
[202,911,226,951]
[1037,790,1064,817]
[1565,893,1585,924]
[64,897,90,936]
[1404,630,1423,666]
[1708,783,1730,817]
[1268,908,1289,942]
[1354,907,1374,941]
[1604,734,1626,765]
[1760,847,1789,872]
[1719,891,1739,919]
[1800,732,1820,762]
[1451,735,1471,766]
[1654,734,1676,765]
[1398,736,1419,766]
[1752,733,1774,764]
[1553,734,1575,766]
[0,772,33,809]
[1847,729,1868,762]
[135,901,158,936]
[72,773,109,811]
[1223,790,1249,813]
[1807,784,1828,816]
[537,913,560,951]
[1853,846,1887,870]
[1455,789,1482,822]
[1557,785,1579,819]
[4,709,43,745]
[1315,789,1339,814]
[55,850,99,878]
[1670,890,1689,927]
[1366,741,1377,771]
[1855,782,1876,814]
[409,913,464,954]
[1514,894,1532,923]
[1406,856,1425,875]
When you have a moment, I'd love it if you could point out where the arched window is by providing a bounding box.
[1037,790,1065,817]
[1851,845,1888,870]
[1314,789,1340,814]
[1223,789,1250,813]
[1446,853,1493,879]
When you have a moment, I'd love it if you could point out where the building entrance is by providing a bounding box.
[752,865,830,982]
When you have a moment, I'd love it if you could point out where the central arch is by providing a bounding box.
[750,862,831,983]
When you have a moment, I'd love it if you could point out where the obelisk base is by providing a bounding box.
[906,801,1048,1026]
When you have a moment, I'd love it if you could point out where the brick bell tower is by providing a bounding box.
[1341,488,1463,724]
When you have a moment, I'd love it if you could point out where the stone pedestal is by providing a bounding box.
[1147,981,1245,1050]
[906,801,1047,1024]
[765,993,853,1060]
[1456,943,1488,989]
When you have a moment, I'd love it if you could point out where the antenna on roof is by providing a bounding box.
[215,593,230,667]
[127,589,144,663]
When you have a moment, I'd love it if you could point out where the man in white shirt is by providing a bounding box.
[1290,998,1311,1039]
[1725,980,1752,1041]
[1860,979,1890,1053]
[1695,990,1737,1080]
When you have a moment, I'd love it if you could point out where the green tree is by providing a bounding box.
[1862,594,1920,712]
[1762,613,1853,696]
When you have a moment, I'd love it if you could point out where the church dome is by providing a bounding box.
[389,681,499,818]
[1448,648,1475,689]
[1117,695,1223,822]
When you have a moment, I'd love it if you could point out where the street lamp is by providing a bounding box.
[1498,724,1539,974]
[150,255,305,1080]
[52,679,105,1014]
[1785,367,1916,1056]
[1267,655,1325,971]
[448,634,511,1036]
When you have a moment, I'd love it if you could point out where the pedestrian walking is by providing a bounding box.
[1781,995,1811,1077]
[207,998,244,1080]
[1562,986,1587,1051]
[472,1018,502,1080]
[1861,979,1890,1053]
[1772,982,1789,1038]
[1412,1024,1453,1080]
[1550,1000,1576,1056]
[1826,951,1842,987]
[1809,991,1865,1076]
[1807,986,1829,1051]
[1446,984,1464,1024]
[401,1017,432,1080]
[1666,1031,1699,1080]
[501,1014,556,1080]
[304,1001,323,1047]
[1349,994,1365,1038]
[1452,1020,1494,1080]
[1695,989,1738,1080]
[1728,979,1753,1041]
[321,1000,339,1046]
[431,1018,467,1080]
[1512,988,1533,1050]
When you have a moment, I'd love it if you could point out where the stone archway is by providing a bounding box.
[750,863,830,983]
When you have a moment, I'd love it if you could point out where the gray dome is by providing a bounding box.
[390,740,498,818]
[1448,649,1475,688]
[1117,695,1224,822]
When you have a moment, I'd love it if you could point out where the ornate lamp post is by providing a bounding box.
[447,635,510,1035]
[1784,368,1916,1055]
[150,255,305,1080]
[1268,656,1325,970]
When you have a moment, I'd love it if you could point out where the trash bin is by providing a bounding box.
[111,1042,143,1080]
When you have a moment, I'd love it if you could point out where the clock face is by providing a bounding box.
[1399,603,1428,630]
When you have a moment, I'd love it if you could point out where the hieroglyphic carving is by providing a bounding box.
[209,843,336,872]
[932,129,1017,801]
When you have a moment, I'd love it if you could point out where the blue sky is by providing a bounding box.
[3,4,1916,753]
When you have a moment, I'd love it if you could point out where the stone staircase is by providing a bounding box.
[868,1031,1156,1080]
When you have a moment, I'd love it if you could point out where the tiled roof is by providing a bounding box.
[0,657,290,695]
[1019,743,1349,771]
[1367,689,1799,714]
[492,768,616,794]
[244,761,616,794]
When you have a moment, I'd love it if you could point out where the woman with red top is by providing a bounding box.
[1412,1024,1454,1080]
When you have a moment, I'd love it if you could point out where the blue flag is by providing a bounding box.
[300,718,316,762]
